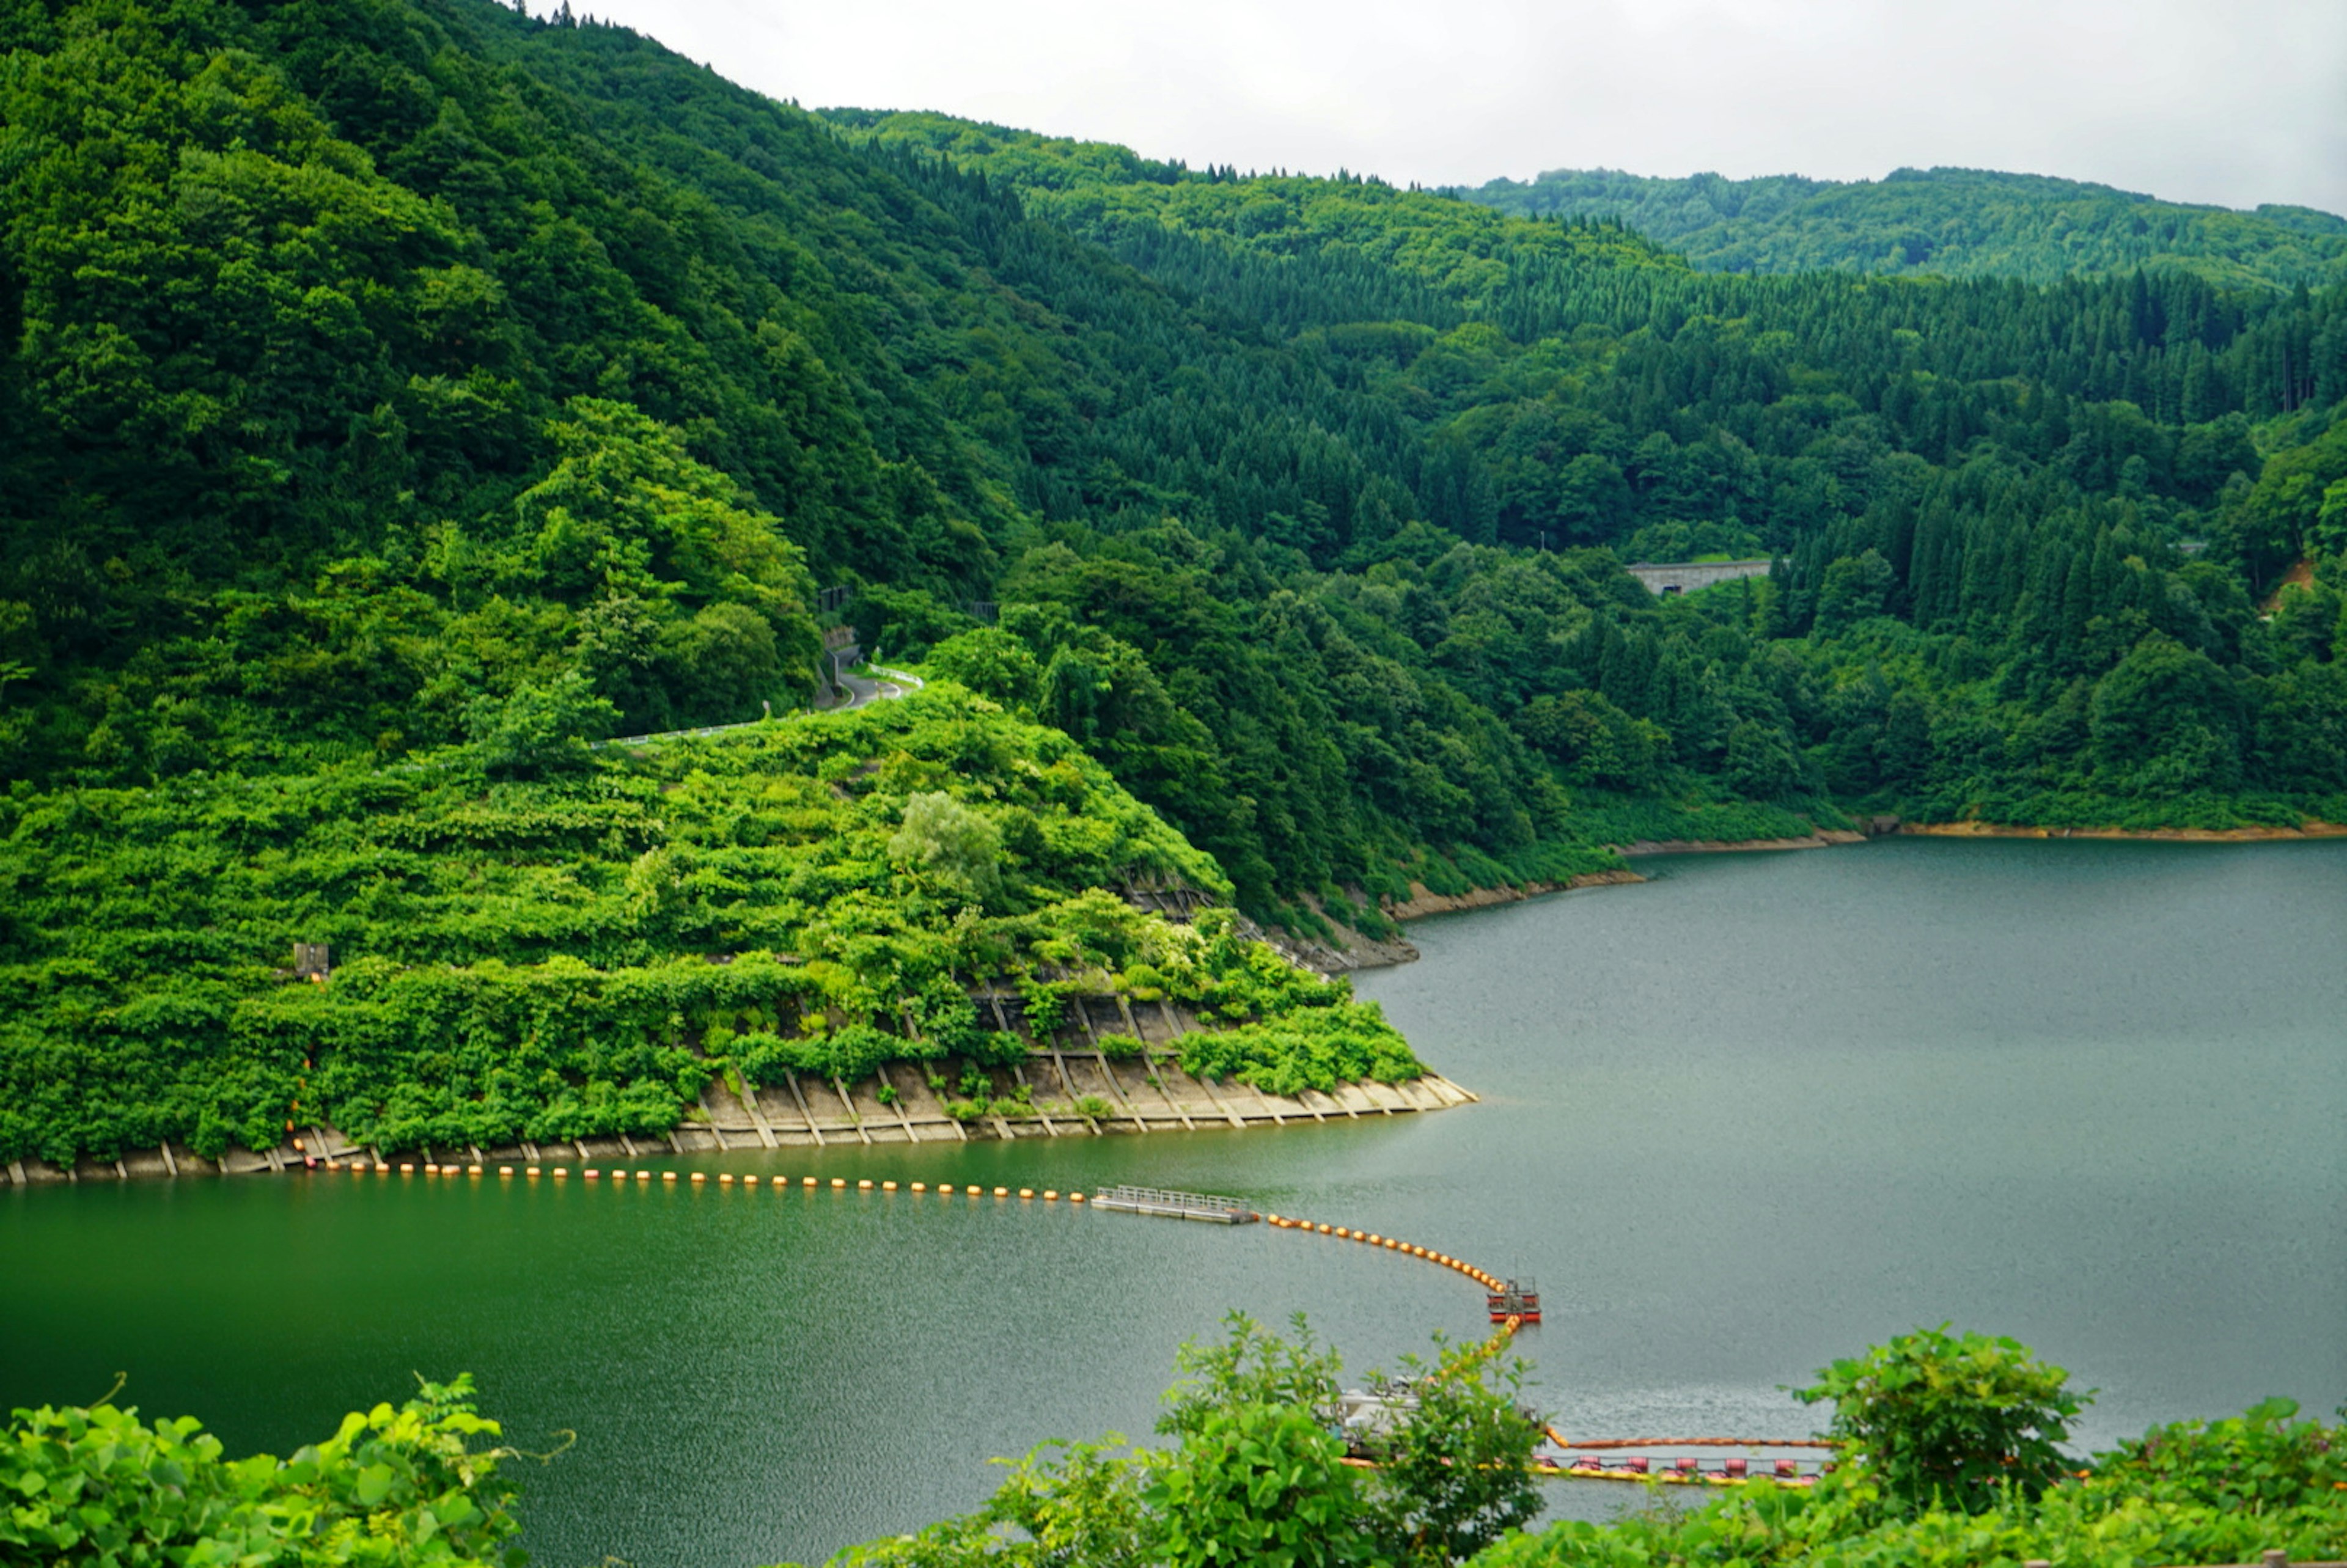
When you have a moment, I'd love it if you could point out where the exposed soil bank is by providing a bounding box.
[1900,820,2347,843]
[1615,830,1869,855]
[1384,868,1647,923]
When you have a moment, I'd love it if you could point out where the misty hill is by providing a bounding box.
[1450,165,2347,291]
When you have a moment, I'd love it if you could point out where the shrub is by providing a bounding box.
[0,1377,523,1568]
[1794,1324,2087,1515]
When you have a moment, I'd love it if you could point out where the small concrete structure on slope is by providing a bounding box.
[1625,560,1771,595]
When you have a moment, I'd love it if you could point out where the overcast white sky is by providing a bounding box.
[579,0,2347,215]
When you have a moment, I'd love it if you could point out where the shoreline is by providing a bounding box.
[1323,815,2346,972]
[6,986,1480,1187]
[1897,819,2347,843]
[1381,867,1647,923]
[1613,829,1869,855]
[4,1066,1477,1186]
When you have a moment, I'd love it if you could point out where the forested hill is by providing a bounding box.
[1450,165,2347,291]
[4,0,2347,954]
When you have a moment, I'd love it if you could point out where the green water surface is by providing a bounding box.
[4,838,2343,1566]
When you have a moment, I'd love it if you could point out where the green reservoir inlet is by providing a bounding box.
[4,837,2342,1567]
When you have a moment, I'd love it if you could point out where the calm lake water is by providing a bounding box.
[5,838,2343,1567]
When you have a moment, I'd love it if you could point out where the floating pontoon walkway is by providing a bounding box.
[1090,1185,1260,1223]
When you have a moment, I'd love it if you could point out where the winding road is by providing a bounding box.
[830,664,922,711]
[590,665,924,752]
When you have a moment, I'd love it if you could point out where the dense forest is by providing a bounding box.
[1453,164,2347,290]
[3,0,2346,1166]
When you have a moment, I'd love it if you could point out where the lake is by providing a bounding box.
[5,837,2343,1566]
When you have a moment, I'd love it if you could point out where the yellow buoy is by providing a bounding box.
[1043,1190,1058,1201]
[400,1163,415,1173]
[552,1167,568,1179]
[1317,1223,1331,1234]
[831,1178,846,1189]
[911,1182,927,1192]
[883,1180,897,1192]
[719,1173,734,1185]
[993,1186,1008,1197]
[526,1166,541,1177]
[583,1168,598,1179]
[499,1165,513,1177]
[858,1179,873,1190]
[689,1172,705,1184]
[423,1163,438,1174]
[803,1176,816,1188]
[637,1170,650,1181]
[663,1171,678,1182]
[468,1166,482,1178]
[744,1174,759,1186]
[1070,1192,1085,1203]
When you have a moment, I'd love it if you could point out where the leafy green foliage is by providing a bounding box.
[825,1436,1164,1568]
[809,1322,2347,1568]
[1149,1401,1375,1568]
[0,1376,523,1567]
[889,791,1005,907]
[1156,1313,1349,1444]
[814,1314,1537,1568]
[1793,1325,2085,1516]
[1476,1328,2347,1568]
[1476,1396,2347,1568]
[1354,1339,1544,1567]
[0,686,1420,1165]
[1178,1003,1423,1097]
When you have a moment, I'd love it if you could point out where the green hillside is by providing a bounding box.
[1452,164,2347,290]
[0,683,1421,1167]
[6,0,2347,1165]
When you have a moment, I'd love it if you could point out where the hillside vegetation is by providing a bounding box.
[19,1322,2330,1568]
[1453,164,2347,291]
[6,0,2347,1159]
[0,684,1416,1168]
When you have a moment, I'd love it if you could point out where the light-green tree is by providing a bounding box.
[889,791,1005,907]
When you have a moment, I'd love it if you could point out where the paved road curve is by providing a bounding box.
[831,665,920,711]
[592,665,924,751]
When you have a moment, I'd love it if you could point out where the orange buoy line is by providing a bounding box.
[1548,1434,1835,1450]
[362,1163,1098,1204]
[354,1162,1821,1478]
[1261,1209,1517,1309]
[1256,1209,1835,1481]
